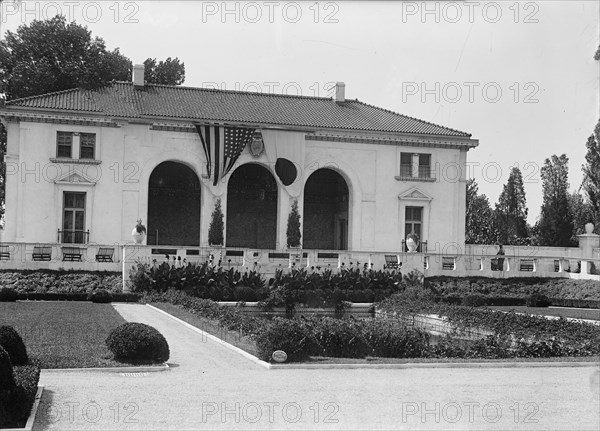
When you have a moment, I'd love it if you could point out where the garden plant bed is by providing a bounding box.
[0,301,149,368]
[489,305,600,321]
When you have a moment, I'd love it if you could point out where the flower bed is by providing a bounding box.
[0,270,122,293]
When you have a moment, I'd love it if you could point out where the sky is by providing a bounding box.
[1,0,598,224]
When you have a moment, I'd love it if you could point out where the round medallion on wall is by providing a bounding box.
[250,130,264,157]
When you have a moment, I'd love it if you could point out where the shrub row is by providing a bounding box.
[129,261,268,300]
[426,277,600,302]
[0,270,122,293]
[131,261,408,307]
[259,267,406,309]
[378,288,600,356]
[0,287,140,302]
[256,317,430,362]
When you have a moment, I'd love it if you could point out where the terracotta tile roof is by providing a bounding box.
[5,82,471,137]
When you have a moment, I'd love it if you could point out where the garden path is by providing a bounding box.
[34,303,600,430]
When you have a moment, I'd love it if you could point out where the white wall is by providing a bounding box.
[3,120,472,252]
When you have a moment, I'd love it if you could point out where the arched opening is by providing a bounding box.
[148,161,201,246]
[303,169,349,250]
[226,164,277,249]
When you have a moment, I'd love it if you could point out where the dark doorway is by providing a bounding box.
[303,169,349,250]
[148,161,201,246]
[226,164,277,249]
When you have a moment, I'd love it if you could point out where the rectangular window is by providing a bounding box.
[62,192,86,244]
[418,154,431,178]
[56,132,73,158]
[80,133,96,159]
[400,153,412,177]
[400,153,432,178]
[405,206,423,238]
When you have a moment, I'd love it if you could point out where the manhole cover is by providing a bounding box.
[120,372,149,377]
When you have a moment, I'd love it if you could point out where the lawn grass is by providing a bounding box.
[489,305,600,321]
[0,301,129,368]
[150,301,258,356]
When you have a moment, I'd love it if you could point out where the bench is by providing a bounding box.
[32,246,52,261]
[0,245,10,261]
[62,246,82,262]
[384,255,401,270]
[95,247,114,262]
[442,257,456,270]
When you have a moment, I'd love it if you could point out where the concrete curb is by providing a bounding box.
[42,363,169,373]
[269,361,600,370]
[145,304,272,369]
[1,386,43,431]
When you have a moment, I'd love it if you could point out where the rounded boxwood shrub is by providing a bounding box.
[0,287,19,302]
[88,288,113,303]
[106,322,169,363]
[0,326,28,365]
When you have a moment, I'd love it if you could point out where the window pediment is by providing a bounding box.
[398,186,433,202]
[54,170,97,186]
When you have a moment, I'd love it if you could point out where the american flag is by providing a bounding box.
[195,125,255,186]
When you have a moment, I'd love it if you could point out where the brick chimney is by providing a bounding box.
[335,82,345,103]
[133,64,145,89]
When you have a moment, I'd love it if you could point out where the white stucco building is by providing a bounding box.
[0,69,479,261]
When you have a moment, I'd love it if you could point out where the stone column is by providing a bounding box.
[577,223,600,274]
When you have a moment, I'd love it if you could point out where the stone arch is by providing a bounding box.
[302,168,350,250]
[147,161,201,246]
[226,163,278,249]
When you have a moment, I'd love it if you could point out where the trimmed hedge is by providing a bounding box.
[11,292,140,302]
[0,287,18,302]
[87,289,113,303]
[106,322,170,363]
[0,364,41,428]
[0,326,28,365]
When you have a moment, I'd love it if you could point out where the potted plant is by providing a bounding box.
[405,232,419,252]
[132,219,146,245]
[286,200,301,249]
[208,198,224,246]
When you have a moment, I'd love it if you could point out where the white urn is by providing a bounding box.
[585,222,594,235]
[132,228,146,245]
[406,236,419,252]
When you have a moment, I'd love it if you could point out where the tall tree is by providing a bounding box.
[144,57,185,86]
[536,154,574,246]
[0,17,186,222]
[494,167,529,245]
[567,191,593,243]
[465,178,498,244]
[0,16,131,100]
[582,119,600,233]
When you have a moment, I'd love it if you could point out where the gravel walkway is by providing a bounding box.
[33,303,600,430]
